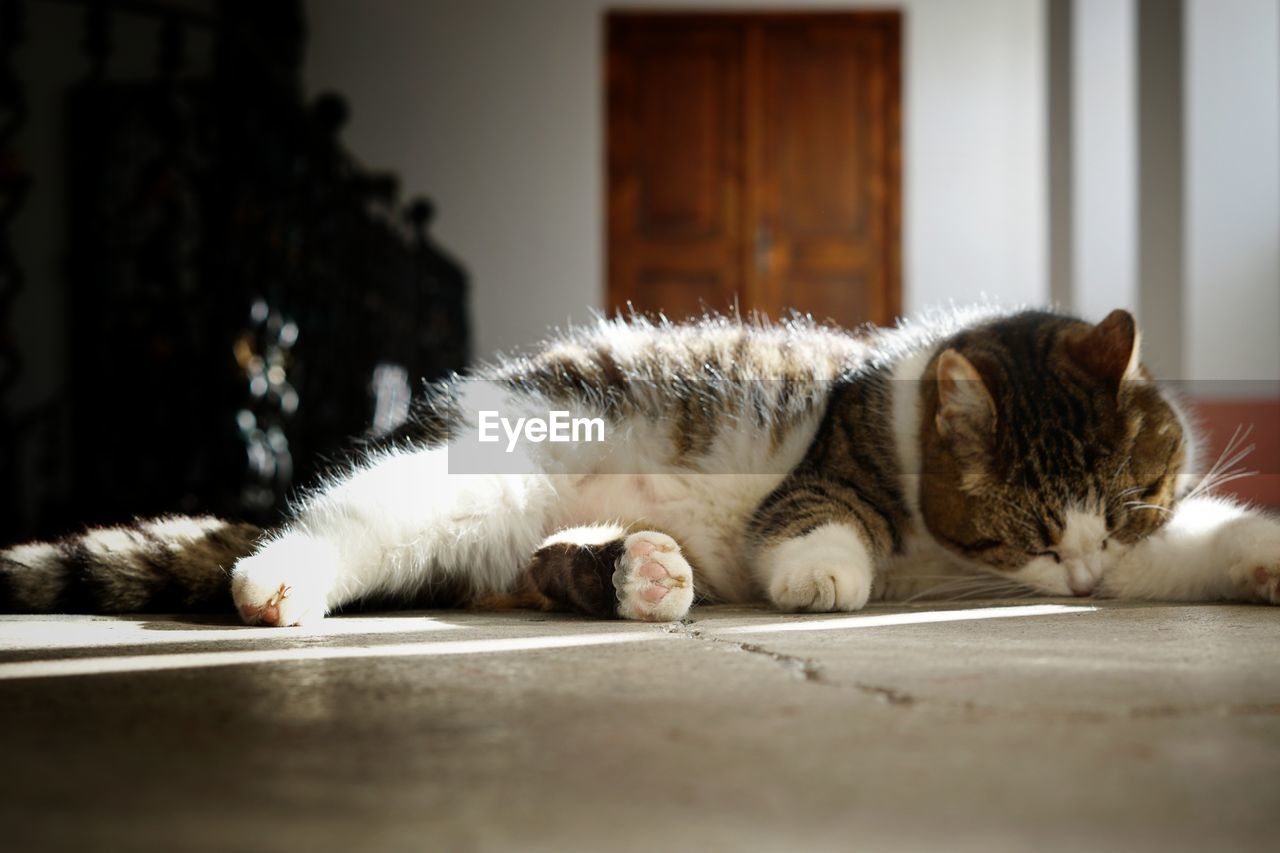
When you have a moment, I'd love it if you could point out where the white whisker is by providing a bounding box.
[903,573,1036,604]
[1188,424,1257,500]
[1124,501,1172,516]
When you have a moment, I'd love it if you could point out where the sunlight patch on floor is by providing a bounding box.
[715,604,1099,635]
[0,603,1105,682]
[0,630,666,681]
[0,614,464,652]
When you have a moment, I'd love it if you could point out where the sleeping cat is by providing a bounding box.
[3,306,1278,625]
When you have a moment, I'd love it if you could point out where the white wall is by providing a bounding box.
[1072,0,1137,322]
[305,0,1048,360]
[1186,0,1280,385]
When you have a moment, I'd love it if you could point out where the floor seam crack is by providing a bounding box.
[668,621,823,681]
[669,621,925,709]
[675,622,924,704]
[664,621,1280,718]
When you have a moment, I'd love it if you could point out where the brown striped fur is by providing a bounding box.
[917,310,1184,570]
[1,517,262,613]
[375,312,868,463]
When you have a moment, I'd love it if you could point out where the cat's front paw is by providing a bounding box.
[613,531,694,622]
[769,563,871,612]
[230,534,339,626]
[1224,515,1280,605]
[759,523,874,612]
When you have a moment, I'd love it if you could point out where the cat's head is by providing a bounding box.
[917,309,1189,596]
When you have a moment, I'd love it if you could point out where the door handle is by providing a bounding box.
[755,224,773,276]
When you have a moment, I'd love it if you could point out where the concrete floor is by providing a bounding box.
[1,600,1278,852]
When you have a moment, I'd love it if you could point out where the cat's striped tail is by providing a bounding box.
[0,516,263,614]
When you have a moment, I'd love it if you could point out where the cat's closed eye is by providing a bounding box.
[1140,478,1166,499]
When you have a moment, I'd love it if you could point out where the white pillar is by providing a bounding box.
[1073,0,1138,322]
[1186,0,1280,389]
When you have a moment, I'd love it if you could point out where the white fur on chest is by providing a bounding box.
[552,411,823,601]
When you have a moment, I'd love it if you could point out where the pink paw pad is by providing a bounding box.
[641,585,669,602]
[239,583,291,626]
[638,562,669,581]
[627,541,655,559]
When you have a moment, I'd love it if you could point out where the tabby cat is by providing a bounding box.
[3,306,1278,625]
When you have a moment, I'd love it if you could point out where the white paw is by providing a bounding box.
[230,534,339,626]
[769,563,871,612]
[760,523,874,612]
[1225,516,1280,605]
[613,531,694,622]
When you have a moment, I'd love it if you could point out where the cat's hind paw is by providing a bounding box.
[613,531,694,622]
[1246,563,1280,605]
[230,534,338,626]
[1225,515,1280,605]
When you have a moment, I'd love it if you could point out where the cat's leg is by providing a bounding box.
[483,524,695,622]
[747,474,897,612]
[232,446,557,626]
[1100,496,1280,604]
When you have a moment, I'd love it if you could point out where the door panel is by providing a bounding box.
[607,13,900,327]
[766,31,868,237]
[607,19,744,320]
[753,18,899,327]
[637,53,722,237]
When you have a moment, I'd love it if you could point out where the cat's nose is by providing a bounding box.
[1066,560,1097,596]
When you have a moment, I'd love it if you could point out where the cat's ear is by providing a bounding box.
[1065,309,1141,386]
[935,349,996,439]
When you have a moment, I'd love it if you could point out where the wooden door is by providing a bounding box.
[606,17,746,321]
[607,13,901,328]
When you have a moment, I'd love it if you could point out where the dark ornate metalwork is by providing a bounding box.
[10,0,470,536]
[0,0,30,542]
[407,198,471,373]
